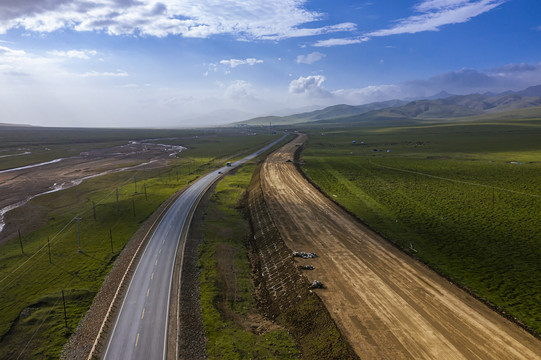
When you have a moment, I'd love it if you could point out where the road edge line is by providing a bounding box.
[86,188,186,360]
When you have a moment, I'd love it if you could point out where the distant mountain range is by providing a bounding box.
[235,100,407,126]
[235,85,541,127]
[0,122,35,128]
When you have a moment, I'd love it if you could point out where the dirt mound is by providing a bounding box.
[244,163,358,360]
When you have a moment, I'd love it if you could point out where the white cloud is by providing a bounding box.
[296,52,326,64]
[491,63,537,74]
[486,62,541,88]
[0,44,124,79]
[288,75,332,98]
[332,84,406,104]
[415,0,472,12]
[260,22,357,41]
[225,80,256,99]
[78,70,129,77]
[314,37,369,47]
[313,0,504,46]
[220,58,263,68]
[0,44,58,76]
[367,0,504,38]
[0,45,27,58]
[204,62,218,76]
[0,0,356,41]
[48,49,97,60]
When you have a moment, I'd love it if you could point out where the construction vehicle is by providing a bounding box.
[293,251,317,258]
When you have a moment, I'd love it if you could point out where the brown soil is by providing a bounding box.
[245,163,358,359]
[259,133,541,359]
[0,141,175,244]
[215,241,240,312]
[214,241,281,335]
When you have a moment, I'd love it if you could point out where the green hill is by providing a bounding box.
[235,85,541,127]
[236,100,406,126]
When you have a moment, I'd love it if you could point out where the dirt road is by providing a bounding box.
[260,134,541,359]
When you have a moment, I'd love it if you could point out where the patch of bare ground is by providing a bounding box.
[0,141,175,245]
[259,133,541,359]
[214,241,281,336]
[245,164,358,360]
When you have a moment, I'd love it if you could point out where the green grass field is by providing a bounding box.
[0,127,282,359]
[299,118,541,334]
[199,141,299,359]
[0,127,266,171]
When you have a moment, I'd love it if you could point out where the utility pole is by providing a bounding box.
[18,229,24,255]
[47,236,52,264]
[92,201,96,220]
[144,184,148,201]
[134,175,137,193]
[109,228,114,253]
[61,290,68,328]
[76,217,82,253]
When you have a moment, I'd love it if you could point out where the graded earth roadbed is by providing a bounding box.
[260,133,541,359]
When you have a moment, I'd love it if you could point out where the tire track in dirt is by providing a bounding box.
[260,133,541,360]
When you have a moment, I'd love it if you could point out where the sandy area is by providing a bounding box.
[260,133,541,359]
[0,141,181,243]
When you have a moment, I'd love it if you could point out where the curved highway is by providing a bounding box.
[103,135,287,360]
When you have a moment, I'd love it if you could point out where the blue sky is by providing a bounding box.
[0,0,540,127]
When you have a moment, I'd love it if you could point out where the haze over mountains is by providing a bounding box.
[236,85,541,127]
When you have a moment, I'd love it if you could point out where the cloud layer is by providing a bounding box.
[0,0,355,40]
[289,75,331,98]
[220,58,263,68]
[315,0,504,46]
[296,52,326,64]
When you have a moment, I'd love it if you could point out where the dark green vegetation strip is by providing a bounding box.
[199,163,299,359]
[0,127,282,359]
[300,118,541,335]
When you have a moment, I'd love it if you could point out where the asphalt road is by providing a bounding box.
[102,135,287,360]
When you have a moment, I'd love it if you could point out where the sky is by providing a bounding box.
[0,0,540,128]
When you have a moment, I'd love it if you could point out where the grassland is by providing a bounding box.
[199,150,299,359]
[0,126,261,171]
[299,117,541,334]
[0,127,281,359]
